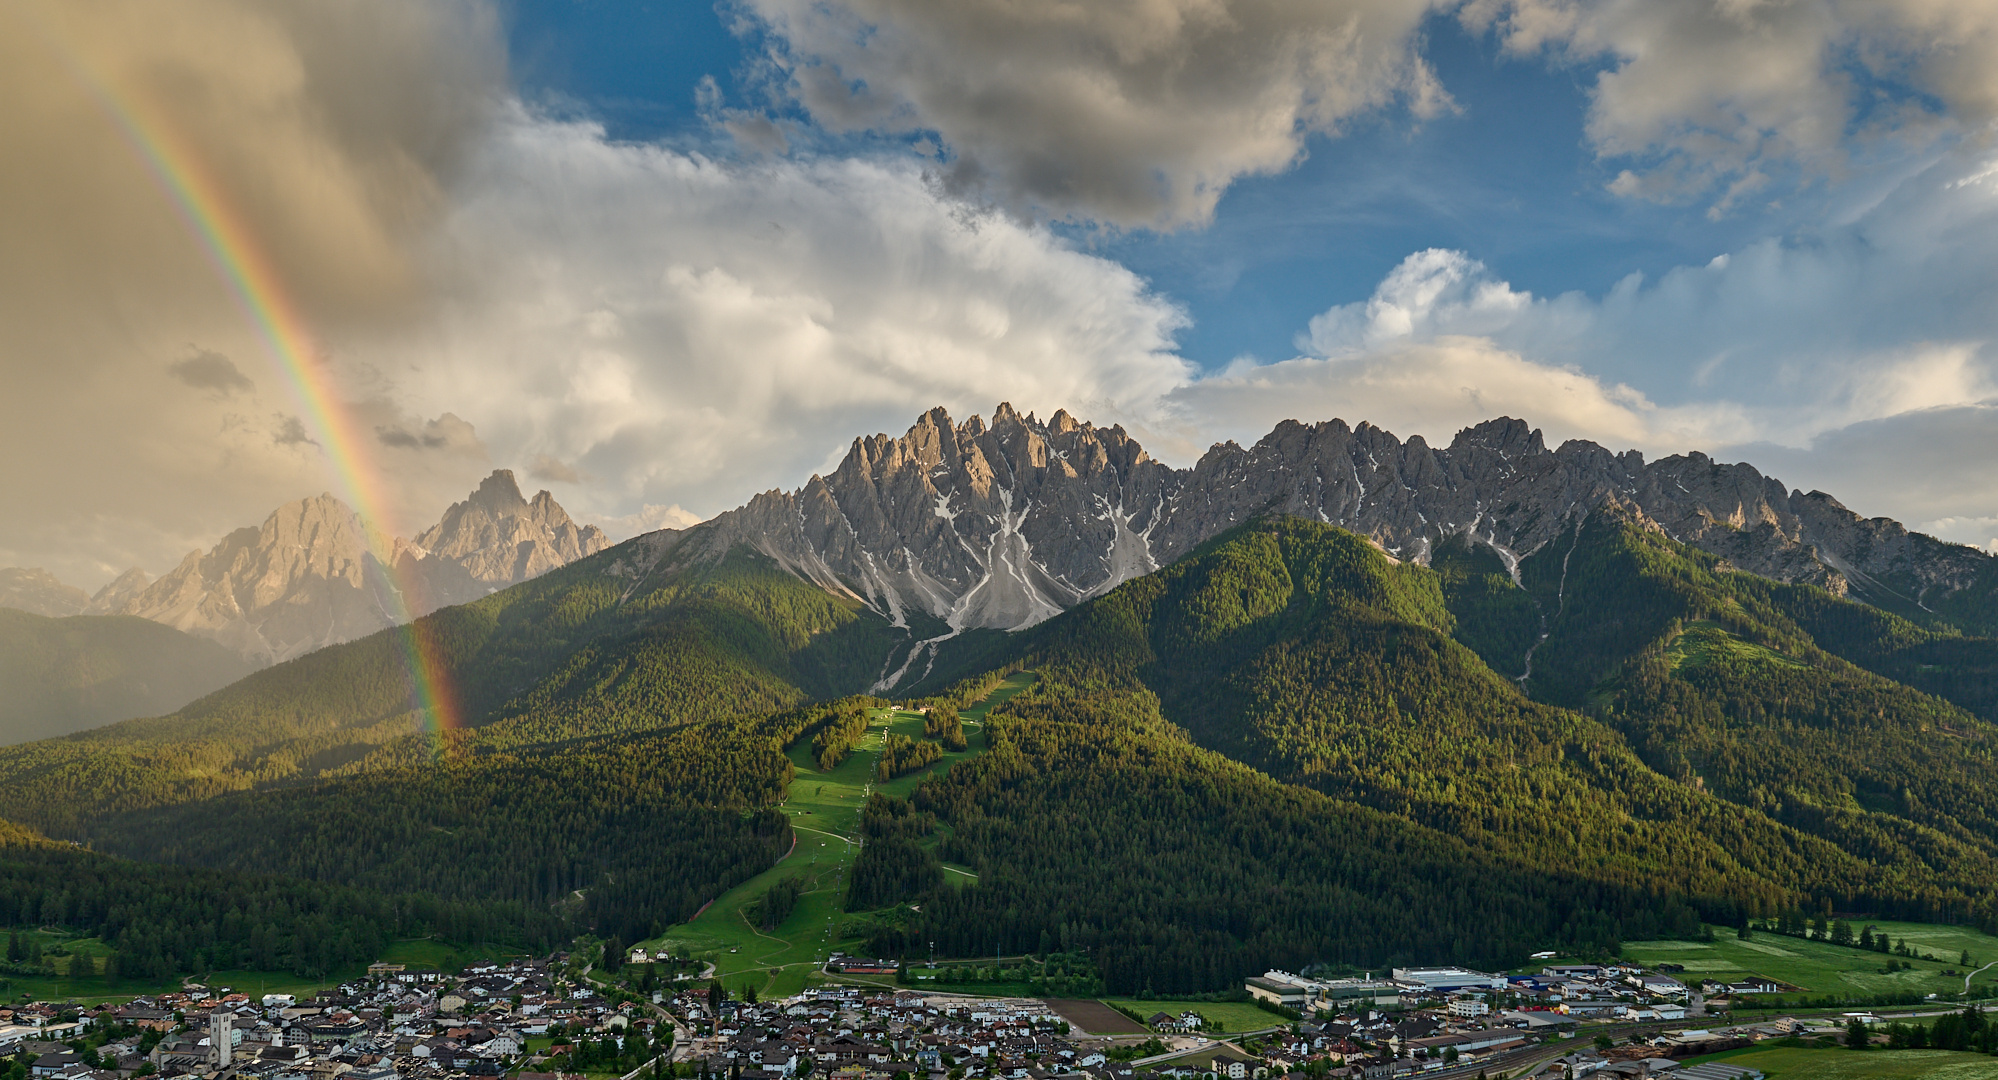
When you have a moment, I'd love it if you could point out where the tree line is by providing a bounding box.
[0,829,557,980]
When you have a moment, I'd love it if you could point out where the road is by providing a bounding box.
[1415,1005,1996,1080]
[1414,1018,1688,1080]
[1128,1018,1711,1080]
[1968,961,1998,995]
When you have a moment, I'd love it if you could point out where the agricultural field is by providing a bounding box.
[1045,999,1149,1035]
[647,674,1034,1001]
[1104,999,1286,1034]
[1618,923,1998,1002]
[1685,1046,1998,1078]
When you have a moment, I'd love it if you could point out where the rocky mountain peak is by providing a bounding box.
[527,489,571,524]
[84,568,153,615]
[670,405,1182,686]
[0,567,91,617]
[638,404,1994,690]
[467,469,531,514]
[405,469,610,612]
[1450,416,1545,458]
[99,471,608,663]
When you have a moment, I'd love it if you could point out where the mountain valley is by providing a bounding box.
[6,406,1998,998]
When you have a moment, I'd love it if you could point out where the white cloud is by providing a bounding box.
[1277,140,1998,440]
[1462,0,1998,211]
[600,504,706,542]
[1302,248,1537,356]
[736,0,1449,228]
[1168,335,1740,458]
[387,107,1194,525]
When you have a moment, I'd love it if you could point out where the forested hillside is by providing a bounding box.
[873,706,1717,993]
[0,815,561,980]
[1003,519,1926,900]
[0,525,931,977]
[39,703,878,948]
[855,516,1998,992]
[0,609,254,745]
[1513,506,1998,908]
[15,501,1998,996]
[0,537,913,832]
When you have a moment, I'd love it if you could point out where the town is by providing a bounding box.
[12,948,1964,1080]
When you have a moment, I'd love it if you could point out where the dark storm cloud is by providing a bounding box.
[273,415,318,447]
[168,350,255,396]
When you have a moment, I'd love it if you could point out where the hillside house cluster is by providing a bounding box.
[2,955,648,1080]
[1505,964,1692,1021]
[670,988,1075,1080]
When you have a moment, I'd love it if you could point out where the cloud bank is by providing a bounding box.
[9,0,1998,591]
[736,0,1450,228]
[1462,0,1998,212]
[386,108,1193,526]
[0,0,504,588]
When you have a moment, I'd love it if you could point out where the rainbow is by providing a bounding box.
[30,14,466,739]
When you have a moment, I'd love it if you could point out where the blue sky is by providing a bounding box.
[498,1,1943,381]
[501,3,1769,369]
[7,0,1998,586]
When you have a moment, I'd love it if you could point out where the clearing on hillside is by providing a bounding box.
[647,672,1036,999]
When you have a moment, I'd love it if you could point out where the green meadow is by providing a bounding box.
[1682,1046,1998,1079]
[1619,922,1998,1003]
[1104,999,1285,1033]
[647,673,1035,1000]
[1668,620,1810,672]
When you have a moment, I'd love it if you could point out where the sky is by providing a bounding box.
[5,0,1998,591]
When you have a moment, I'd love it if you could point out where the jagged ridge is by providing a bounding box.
[92,470,609,664]
[663,405,1991,690]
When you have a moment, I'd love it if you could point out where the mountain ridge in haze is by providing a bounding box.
[0,609,256,745]
[0,567,91,617]
[0,469,610,664]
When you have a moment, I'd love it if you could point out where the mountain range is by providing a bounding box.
[675,405,1998,687]
[0,609,255,746]
[0,470,608,744]
[0,469,609,667]
[5,404,1998,993]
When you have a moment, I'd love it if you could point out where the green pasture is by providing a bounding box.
[647,673,1034,1001]
[1669,620,1808,673]
[1619,922,1998,1002]
[1683,1045,1998,1078]
[957,674,1036,724]
[1105,999,1283,1033]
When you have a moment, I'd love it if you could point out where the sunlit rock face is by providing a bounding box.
[105,471,608,664]
[668,406,1989,668]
